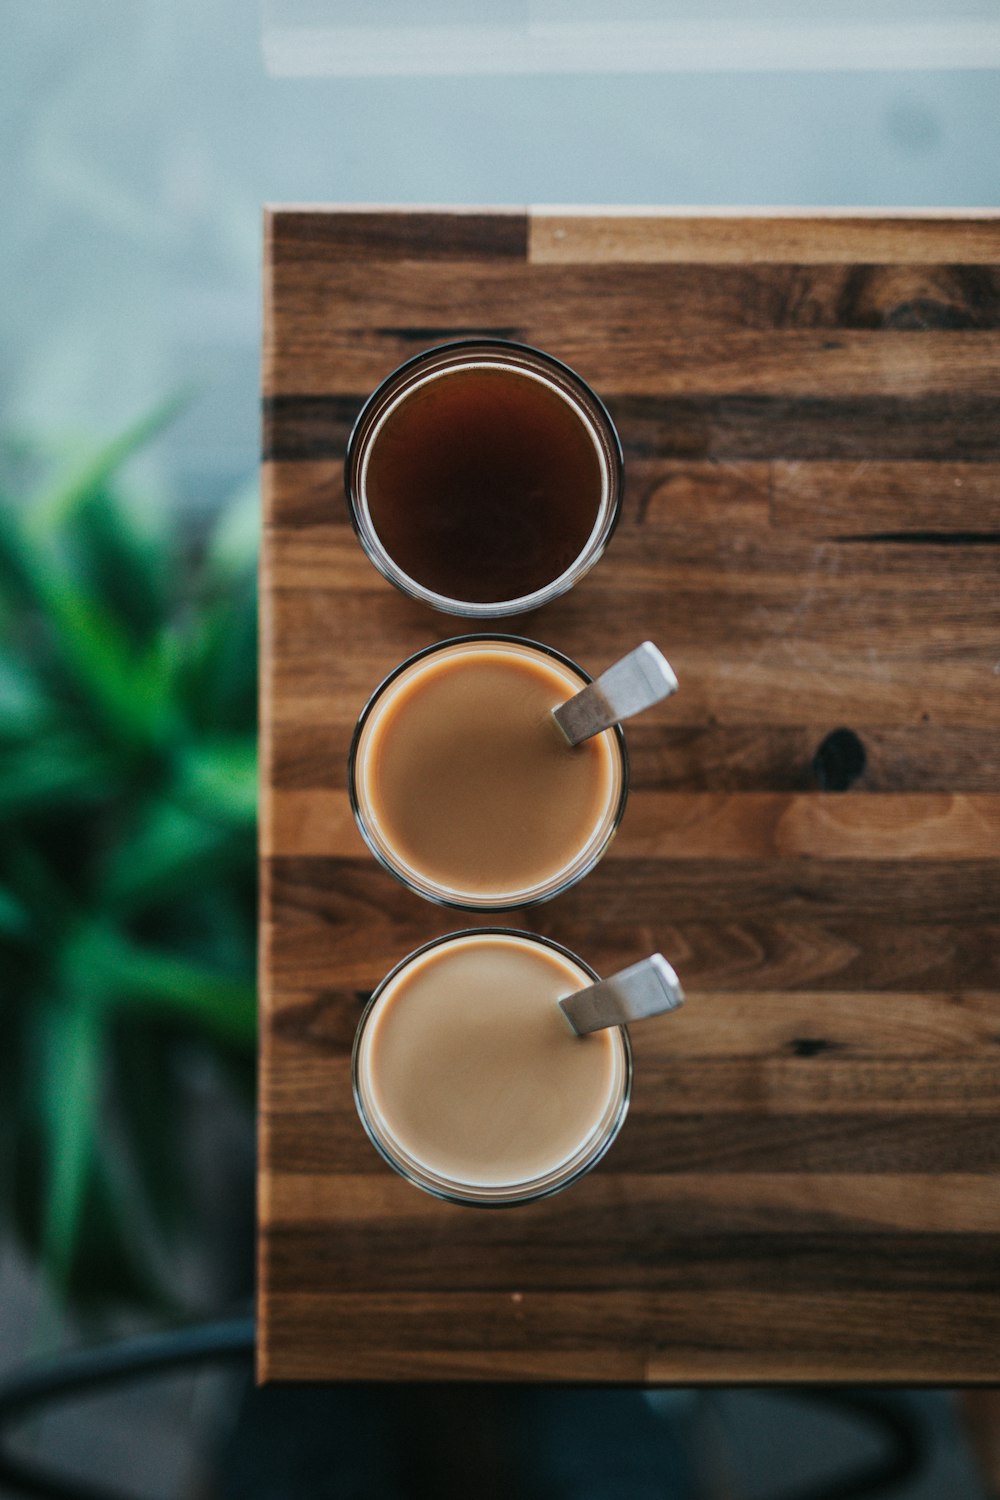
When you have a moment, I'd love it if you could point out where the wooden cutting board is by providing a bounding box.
[259,207,1000,1383]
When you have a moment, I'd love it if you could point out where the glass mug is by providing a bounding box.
[352,929,633,1207]
[348,635,629,911]
[344,339,624,617]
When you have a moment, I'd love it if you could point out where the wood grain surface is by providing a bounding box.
[259,207,1000,1384]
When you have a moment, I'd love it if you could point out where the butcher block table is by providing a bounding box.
[259,207,1000,1384]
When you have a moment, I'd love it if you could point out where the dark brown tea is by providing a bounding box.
[362,363,606,605]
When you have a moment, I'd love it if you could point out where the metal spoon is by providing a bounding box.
[553,642,678,746]
[559,954,685,1036]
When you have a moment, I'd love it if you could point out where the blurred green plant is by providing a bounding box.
[0,402,258,1313]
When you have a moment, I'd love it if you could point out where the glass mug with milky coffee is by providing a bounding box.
[348,635,628,910]
[344,340,624,616]
[353,930,632,1206]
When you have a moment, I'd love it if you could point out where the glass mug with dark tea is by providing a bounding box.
[344,340,624,616]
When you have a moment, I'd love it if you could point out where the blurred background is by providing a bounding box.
[2,1,999,1496]
[5,1,1000,506]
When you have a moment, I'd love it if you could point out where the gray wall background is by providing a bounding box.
[3,1,999,505]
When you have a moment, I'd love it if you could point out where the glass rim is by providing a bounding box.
[351,927,634,1208]
[343,337,625,618]
[347,633,630,912]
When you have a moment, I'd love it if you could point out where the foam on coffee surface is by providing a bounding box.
[355,641,623,903]
[356,934,625,1190]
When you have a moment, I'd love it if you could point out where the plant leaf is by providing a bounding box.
[108,1021,188,1240]
[25,393,191,539]
[203,475,260,581]
[62,486,174,649]
[0,734,117,816]
[0,401,261,1313]
[0,885,30,939]
[175,737,258,826]
[106,939,256,1048]
[0,509,168,748]
[0,832,74,944]
[37,990,102,1300]
[100,797,244,914]
[0,654,53,739]
[66,1153,177,1313]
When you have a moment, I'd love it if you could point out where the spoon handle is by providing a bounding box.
[553,642,678,746]
[559,954,685,1036]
